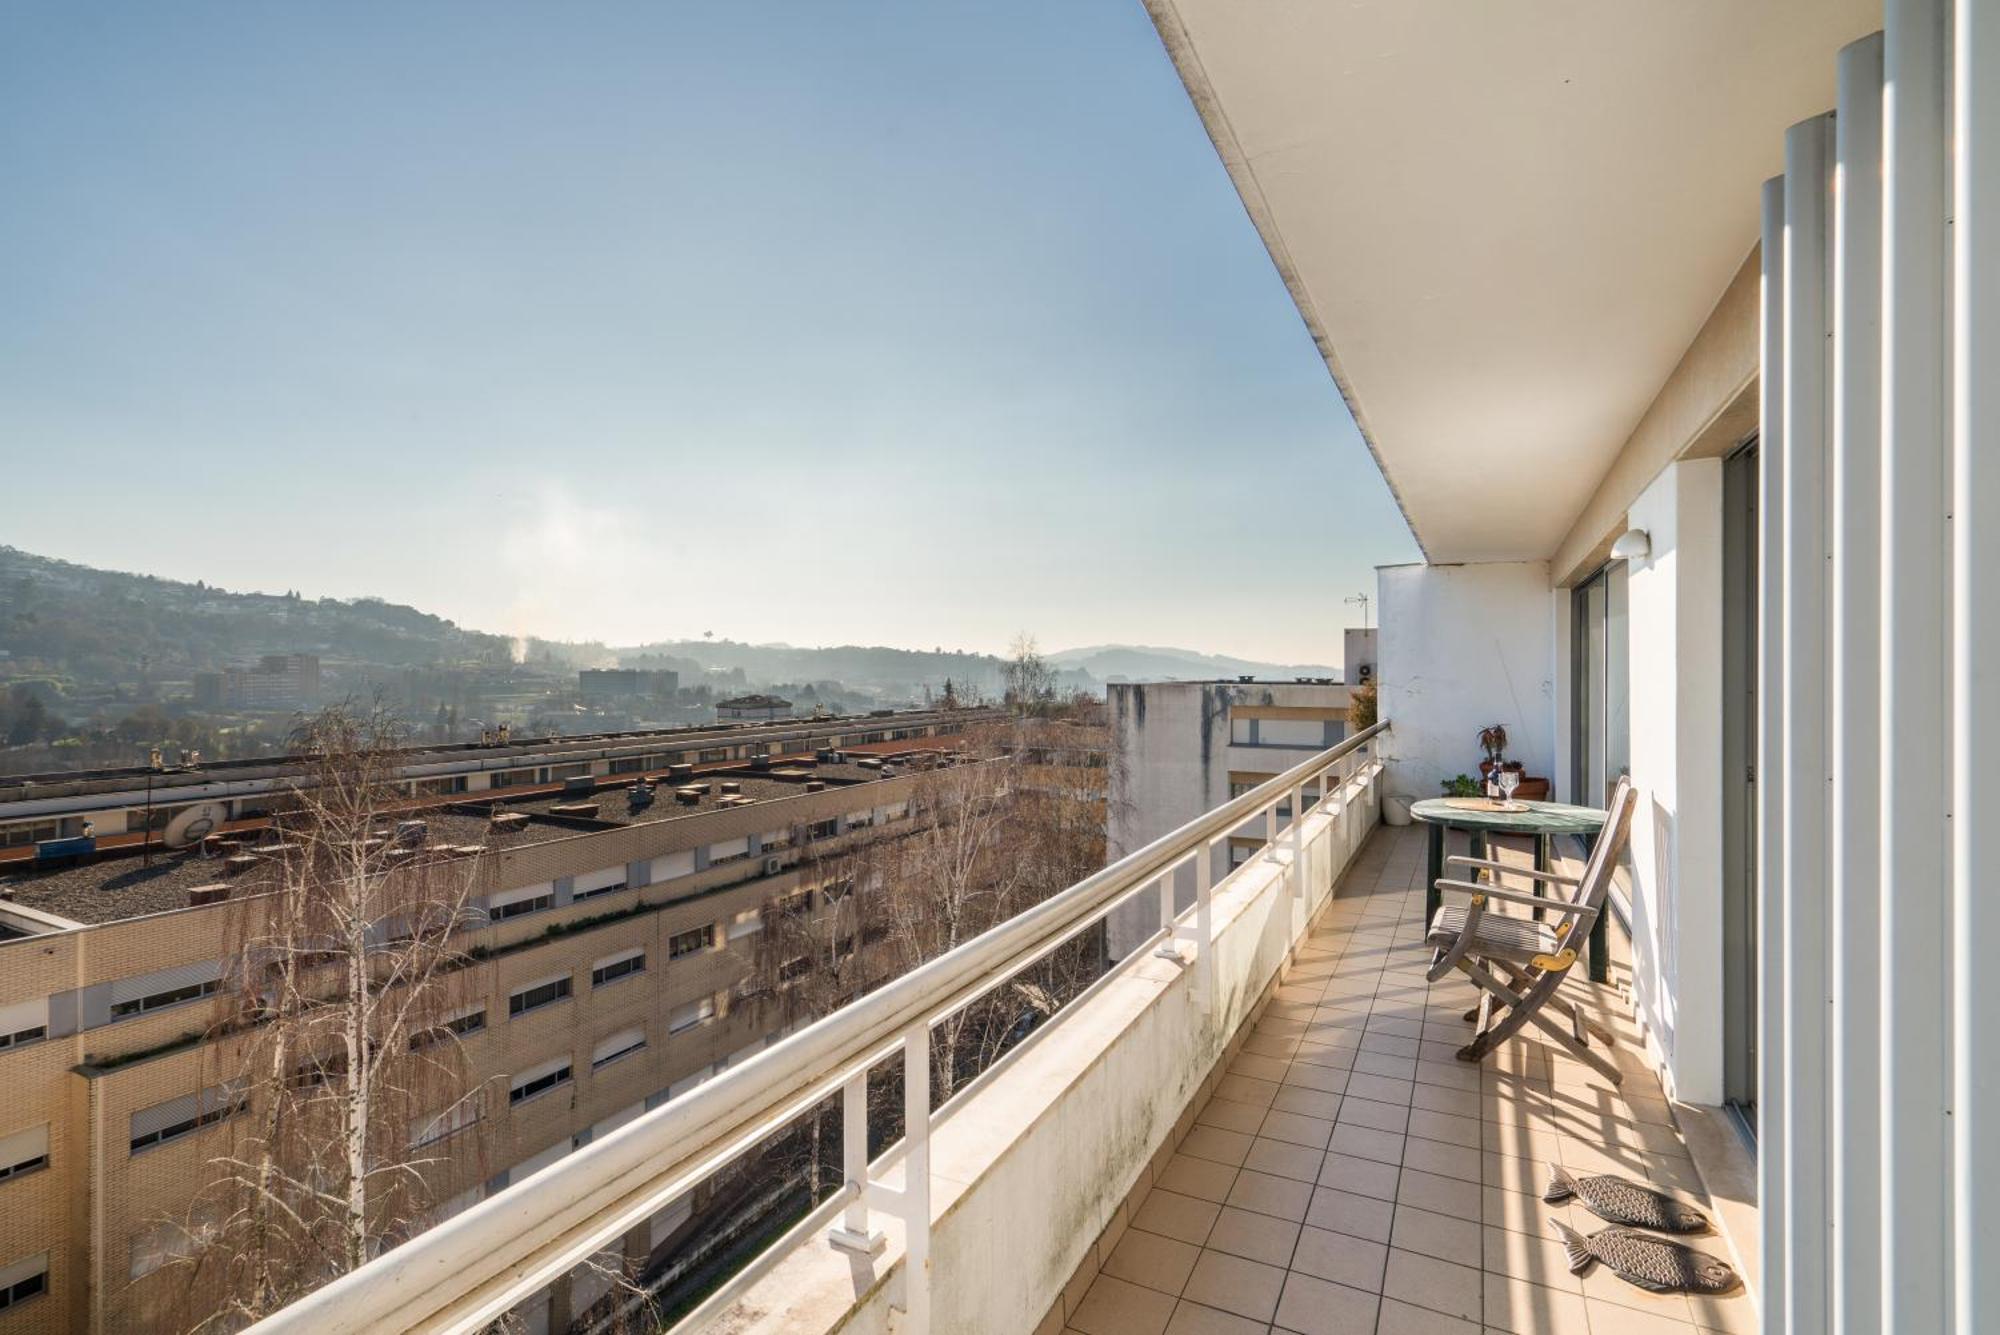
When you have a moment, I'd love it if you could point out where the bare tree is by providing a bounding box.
[1002,632,1059,716]
[157,704,489,1330]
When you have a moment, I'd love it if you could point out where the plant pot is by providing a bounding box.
[1514,776,1551,802]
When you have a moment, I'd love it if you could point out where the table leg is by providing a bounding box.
[1583,829,1608,982]
[1426,822,1444,925]
[1533,834,1549,922]
[1469,830,1487,881]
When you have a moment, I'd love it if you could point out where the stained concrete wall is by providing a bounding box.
[1105,680,1350,958]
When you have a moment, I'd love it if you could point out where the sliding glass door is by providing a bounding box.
[1571,563,1629,808]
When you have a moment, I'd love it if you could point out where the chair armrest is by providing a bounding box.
[1434,878,1589,914]
[1444,855,1581,885]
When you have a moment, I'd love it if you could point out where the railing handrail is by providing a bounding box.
[249,721,1389,1334]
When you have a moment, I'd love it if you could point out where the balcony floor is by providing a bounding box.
[1060,824,1754,1335]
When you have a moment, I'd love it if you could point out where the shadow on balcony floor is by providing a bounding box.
[1052,824,1754,1335]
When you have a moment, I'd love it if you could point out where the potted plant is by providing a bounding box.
[1441,774,1481,798]
[1477,723,1508,781]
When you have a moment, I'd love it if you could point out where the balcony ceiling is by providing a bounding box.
[1147,0,1880,562]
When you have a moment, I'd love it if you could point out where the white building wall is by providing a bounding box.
[1376,561,1557,803]
[1624,459,1726,1104]
[1106,680,1349,958]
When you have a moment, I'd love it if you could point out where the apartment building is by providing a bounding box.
[0,708,987,852]
[1103,678,1349,957]
[0,746,960,1335]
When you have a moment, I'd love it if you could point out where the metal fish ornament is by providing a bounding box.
[1549,1220,1741,1295]
[1543,1164,1709,1233]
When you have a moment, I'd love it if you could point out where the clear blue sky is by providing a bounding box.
[0,2,1415,665]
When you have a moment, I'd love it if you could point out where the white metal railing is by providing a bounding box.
[248,722,1388,1335]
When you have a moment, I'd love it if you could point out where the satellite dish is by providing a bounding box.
[164,803,228,850]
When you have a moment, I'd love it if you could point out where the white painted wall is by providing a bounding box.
[1376,561,1557,801]
[1624,459,1725,1104]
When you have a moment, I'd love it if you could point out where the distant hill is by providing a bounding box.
[616,639,1046,700]
[1044,644,1341,683]
[0,546,513,686]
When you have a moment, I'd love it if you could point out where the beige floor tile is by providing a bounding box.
[1403,1136,1482,1183]
[1204,1206,1302,1268]
[1479,1223,1582,1293]
[1133,1189,1222,1246]
[1383,1248,1483,1324]
[1157,1153,1240,1204]
[1337,1094,1411,1134]
[1582,1296,1696,1332]
[1270,1271,1380,1335]
[1346,1071,1418,1105]
[1198,1097,1271,1137]
[1230,1053,1293,1084]
[1374,1295,1481,1334]
[1242,1136,1324,1184]
[1289,1223,1387,1292]
[1182,1250,1286,1323]
[1163,1300,1270,1335]
[1395,1167,1482,1222]
[1224,1169,1313,1222]
[1328,1122,1405,1165]
[1103,1227,1202,1295]
[1258,1109,1334,1149]
[1318,1151,1401,1201]
[1070,1274,1177,1335]
[1269,1086,1343,1121]
[1304,1185,1396,1244]
[1481,1272,1592,1335]
[1282,1059,1350,1092]
[1390,1203,1482,1264]
[1214,1074,1281,1109]
[1180,1125,1255,1169]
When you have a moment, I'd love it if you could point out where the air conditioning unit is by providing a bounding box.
[762,856,782,876]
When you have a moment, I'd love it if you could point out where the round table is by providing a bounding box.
[1409,796,1611,981]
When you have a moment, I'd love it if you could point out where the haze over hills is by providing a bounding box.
[1045,644,1341,683]
[0,547,1341,712]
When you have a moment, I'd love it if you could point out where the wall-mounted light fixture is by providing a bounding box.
[1610,528,1651,561]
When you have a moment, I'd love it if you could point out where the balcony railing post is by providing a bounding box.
[1153,870,1182,961]
[1195,844,1214,1008]
[1289,784,1305,900]
[900,1022,932,1332]
[828,1071,884,1255]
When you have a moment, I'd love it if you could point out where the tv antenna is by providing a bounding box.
[1344,592,1372,630]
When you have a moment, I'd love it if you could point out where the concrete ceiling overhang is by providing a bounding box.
[1146,0,1880,563]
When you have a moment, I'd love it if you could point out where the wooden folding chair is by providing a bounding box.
[1423,776,1636,1085]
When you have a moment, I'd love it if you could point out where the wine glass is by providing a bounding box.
[1497,768,1522,809]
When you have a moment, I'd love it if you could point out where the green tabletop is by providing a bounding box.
[1411,797,1611,981]
[1409,797,1607,836]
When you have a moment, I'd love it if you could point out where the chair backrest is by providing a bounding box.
[1559,775,1637,938]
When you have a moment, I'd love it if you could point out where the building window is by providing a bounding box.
[109,977,220,1020]
[490,890,554,920]
[411,1004,486,1050]
[591,1027,646,1069]
[807,819,837,841]
[668,997,716,1034]
[509,1059,573,1106]
[591,950,645,987]
[0,1254,46,1311]
[130,1083,246,1153]
[0,1000,48,1050]
[509,975,573,1018]
[488,768,538,790]
[668,927,711,959]
[0,1126,49,1183]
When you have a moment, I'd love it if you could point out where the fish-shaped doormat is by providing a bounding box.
[1550,1220,1742,1295]
[1544,1164,1709,1232]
